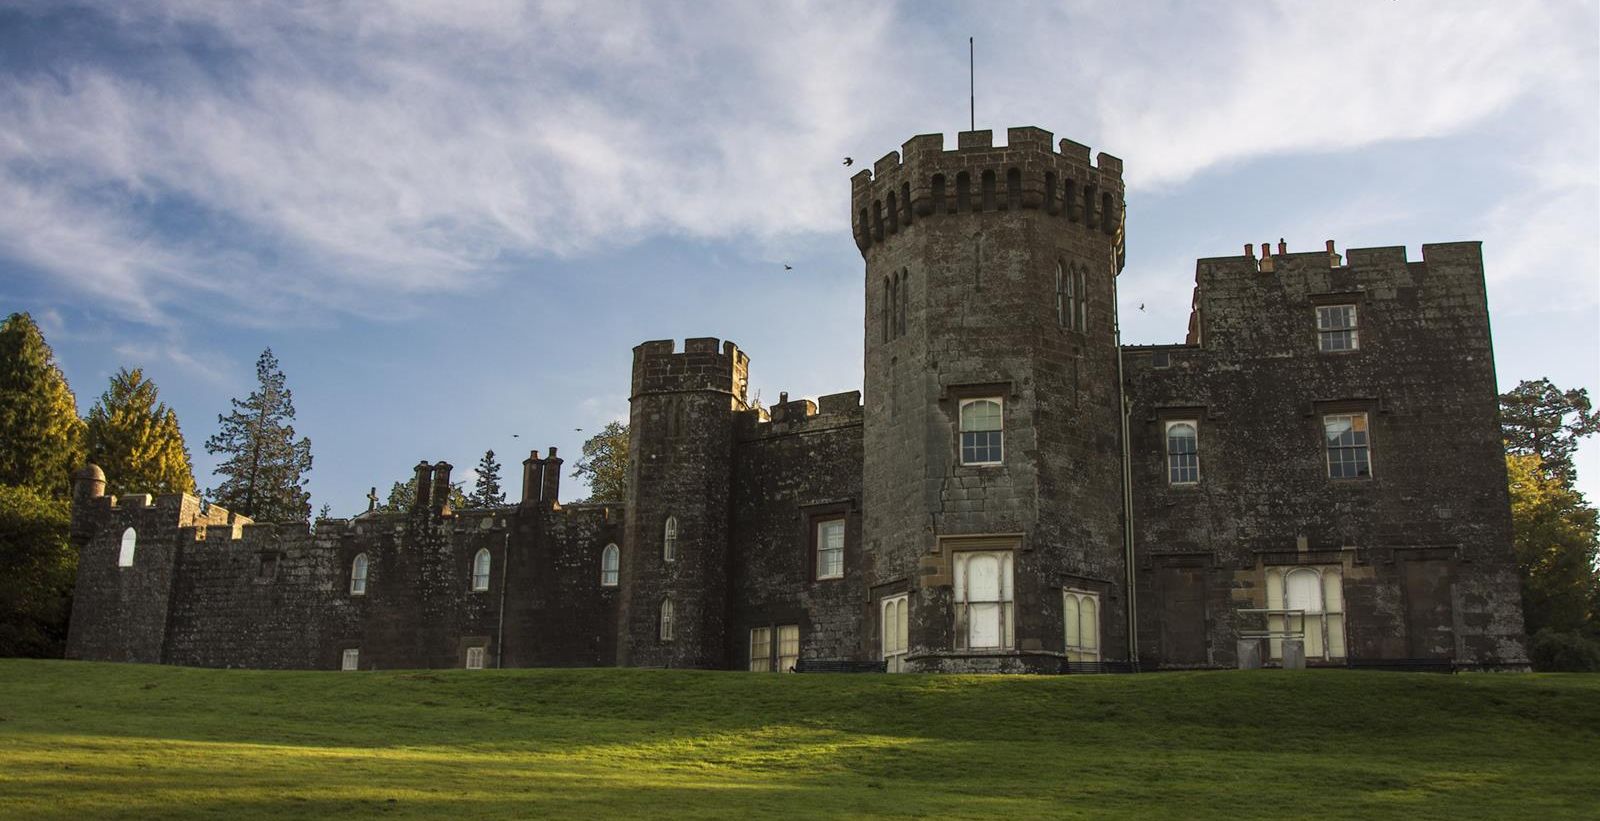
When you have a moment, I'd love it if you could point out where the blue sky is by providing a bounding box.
[2,1,1597,512]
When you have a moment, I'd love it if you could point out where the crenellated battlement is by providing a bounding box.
[851,126,1126,258]
[631,337,750,404]
[737,390,863,440]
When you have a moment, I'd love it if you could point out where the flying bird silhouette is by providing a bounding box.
[1138,303,1146,311]
[783,264,793,270]
[842,157,853,167]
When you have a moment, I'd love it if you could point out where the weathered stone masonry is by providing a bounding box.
[66,124,1527,671]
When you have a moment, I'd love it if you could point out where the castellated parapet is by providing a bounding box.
[66,120,1526,674]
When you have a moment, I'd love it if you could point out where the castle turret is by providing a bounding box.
[617,338,749,667]
[854,127,1129,671]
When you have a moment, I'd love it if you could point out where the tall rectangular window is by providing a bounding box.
[959,398,1004,465]
[1063,590,1101,662]
[465,646,485,670]
[1317,305,1359,352]
[816,519,844,580]
[1324,413,1372,479]
[1165,421,1200,484]
[749,627,772,672]
[777,625,800,673]
[954,550,1014,650]
[881,594,909,672]
[341,648,360,671]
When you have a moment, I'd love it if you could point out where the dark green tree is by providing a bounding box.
[466,449,506,508]
[204,349,313,523]
[572,421,628,502]
[1506,453,1599,637]
[0,313,85,497]
[0,484,73,657]
[1500,378,1599,482]
[85,367,196,497]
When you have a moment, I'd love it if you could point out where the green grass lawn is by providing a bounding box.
[1,661,1597,819]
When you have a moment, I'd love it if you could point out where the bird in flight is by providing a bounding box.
[842,157,853,167]
[512,434,520,438]
[1138,303,1146,311]
[574,428,584,433]
[783,264,793,270]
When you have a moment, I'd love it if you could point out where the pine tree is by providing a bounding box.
[204,349,313,523]
[0,313,85,498]
[85,368,196,497]
[573,421,628,502]
[467,449,506,507]
[1500,379,1599,483]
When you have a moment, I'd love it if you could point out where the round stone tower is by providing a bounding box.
[616,337,750,668]
[852,127,1129,672]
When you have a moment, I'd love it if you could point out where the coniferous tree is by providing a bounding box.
[204,349,313,523]
[467,449,506,508]
[0,313,85,498]
[0,484,73,657]
[1500,379,1599,483]
[572,421,628,502]
[85,368,196,497]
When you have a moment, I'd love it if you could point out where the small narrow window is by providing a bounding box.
[1064,178,1079,221]
[1044,171,1057,213]
[1005,168,1021,210]
[1101,192,1116,234]
[341,648,360,671]
[956,172,971,212]
[882,276,891,343]
[1166,421,1200,484]
[663,516,678,562]
[750,627,772,672]
[816,518,845,580]
[959,398,1004,465]
[931,174,947,213]
[601,543,620,587]
[350,553,369,596]
[1083,183,1098,227]
[471,548,491,592]
[465,646,486,670]
[1077,269,1088,331]
[1324,413,1372,479]
[1055,262,1066,328]
[777,624,800,673]
[118,527,137,567]
[886,191,899,233]
[900,181,912,226]
[898,269,909,336]
[889,271,900,340]
[257,554,278,579]
[980,169,996,211]
[1063,267,1076,331]
[1063,589,1101,662]
[1317,305,1359,352]
[660,597,676,641]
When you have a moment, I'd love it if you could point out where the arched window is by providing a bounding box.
[872,199,884,240]
[660,597,675,641]
[899,181,912,226]
[959,398,1004,465]
[663,516,678,562]
[931,174,947,214]
[980,169,996,211]
[955,171,971,212]
[1064,178,1078,220]
[350,553,368,596]
[1005,168,1021,210]
[1083,183,1098,228]
[1063,589,1101,662]
[471,548,491,592]
[118,527,137,568]
[1266,565,1347,661]
[1166,421,1200,484]
[1102,192,1117,234]
[886,191,899,233]
[601,543,620,587]
[1044,171,1057,213]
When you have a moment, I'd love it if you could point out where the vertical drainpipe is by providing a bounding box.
[1112,213,1139,664]
[497,528,509,668]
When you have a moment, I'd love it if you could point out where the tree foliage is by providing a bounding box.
[0,484,73,657]
[85,368,196,497]
[572,421,628,502]
[0,313,85,498]
[466,449,506,508]
[1500,378,1599,482]
[204,349,313,523]
[1506,453,1599,637]
[381,474,468,513]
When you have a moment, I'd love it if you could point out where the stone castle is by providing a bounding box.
[66,126,1530,672]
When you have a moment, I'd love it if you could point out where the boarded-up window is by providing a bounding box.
[1266,565,1346,660]
[465,646,486,670]
[882,594,910,672]
[341,649,360,671]
[954,551,1013,650]
[118,527,137,567]
[1064,589,1100,661]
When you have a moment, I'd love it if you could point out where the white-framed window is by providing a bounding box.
[350,553,369,596]
[465,646,486,670]
[749,626,772,672]
[777,624,799,673]
[341,648,360,671]
[600,543,620,587]
[959,398,1003,466]
[1063,589,1101,662]
[1324,413,1372,479]
[1316,304,1359,352]
[118,527,137,567]
[881,594,910,672]
[953,550,1014,650]
[1265,566,1346,661]
[471,548,491,592]
[660,597,675,641]
[663,516,678,562]
[1165,421,1200,484]
[815,518,844,580]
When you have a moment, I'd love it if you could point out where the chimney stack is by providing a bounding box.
[431,461,454,516]
[412,461,433,512]
[521,450,544,505]
[540,446,562,506]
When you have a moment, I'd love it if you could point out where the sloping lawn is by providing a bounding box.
[1,660,1596,818]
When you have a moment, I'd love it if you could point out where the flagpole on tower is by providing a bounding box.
[969,37,975,132]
